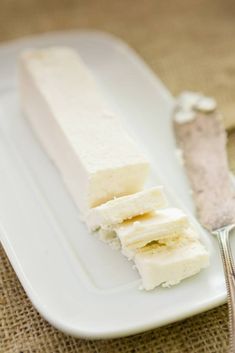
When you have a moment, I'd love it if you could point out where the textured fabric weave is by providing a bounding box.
[1,0,235,352]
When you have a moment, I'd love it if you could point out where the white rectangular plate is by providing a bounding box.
[0,31,230,339]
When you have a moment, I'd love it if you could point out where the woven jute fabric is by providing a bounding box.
[1,0,235,352]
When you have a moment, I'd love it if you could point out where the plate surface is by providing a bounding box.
[0,31,231,338]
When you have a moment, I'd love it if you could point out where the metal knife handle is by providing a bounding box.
[213,225,235,352]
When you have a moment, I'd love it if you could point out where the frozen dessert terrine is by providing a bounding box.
[20,48,209,290]
[20,47,149,215]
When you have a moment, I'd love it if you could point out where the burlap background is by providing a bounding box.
[1,0,235,352]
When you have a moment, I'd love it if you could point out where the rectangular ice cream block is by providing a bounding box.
[115,208,190,249]
[134,236,209,290]
[86,186,168,231]
[20,47,149,215]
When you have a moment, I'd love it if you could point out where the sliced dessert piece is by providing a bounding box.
[134,233,209,290]
[121,227,199,260]
[114,208,189,249]
[86,186,168,231]
[20,47,149,215]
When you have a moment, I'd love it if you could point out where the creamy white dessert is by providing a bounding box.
[121,227,199,260]
[20,48,210,291]
[86,186,168,231]
[114,208,189,249]
[134,235,209,290]
[20,47,149,214]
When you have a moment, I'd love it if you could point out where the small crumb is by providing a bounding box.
[174,110,196,124]
[194,97,217,113]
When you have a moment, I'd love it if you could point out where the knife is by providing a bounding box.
[173,92,235,352]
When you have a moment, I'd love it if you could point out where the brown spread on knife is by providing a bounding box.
[173,92,235,231]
